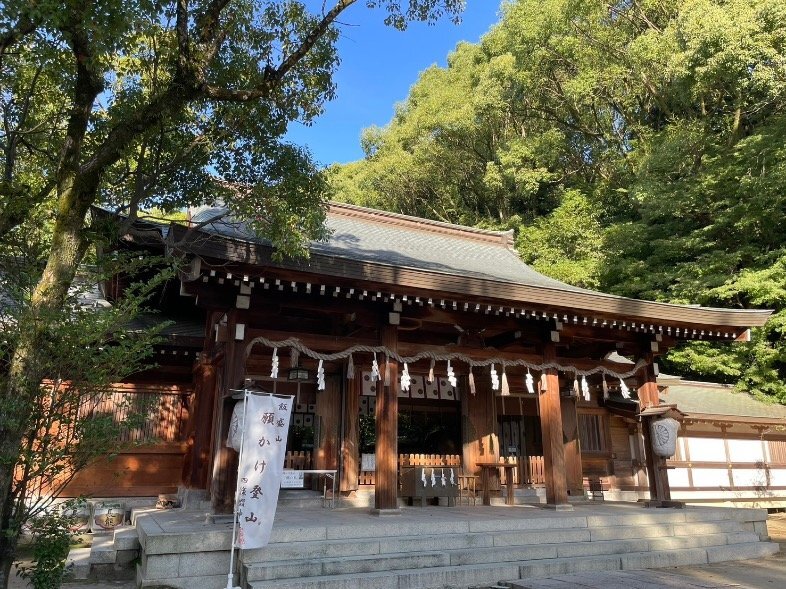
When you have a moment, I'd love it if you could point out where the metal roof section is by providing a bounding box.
[662,382,786,420]
[190,203,586,290]
[178,203,773,333]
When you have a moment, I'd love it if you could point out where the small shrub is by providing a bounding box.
[16,502,81,589]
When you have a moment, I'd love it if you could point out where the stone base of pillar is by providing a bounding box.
[543,503,574,511]
[369,508,402,516]
[641,499,685,509]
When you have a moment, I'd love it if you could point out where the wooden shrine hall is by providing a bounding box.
[119,202,771,513]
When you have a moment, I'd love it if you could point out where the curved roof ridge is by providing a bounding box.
[328,201,515,248]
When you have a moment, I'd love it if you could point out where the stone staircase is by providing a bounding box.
[237,507,778,589]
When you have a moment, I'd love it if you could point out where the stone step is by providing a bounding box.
[247,545,711,589]
[245,539,768,589]
[241,516,751,566]
[66,547,92,580]
[113,526,141,551]
[672,519,742,536]
[136,563,233,589]
[89,535,118,565]
[248,561,524,589]
[706,540,780,563]
[648,530,759,550]
[244,551,450,582]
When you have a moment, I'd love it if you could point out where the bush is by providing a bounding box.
[16,502,81,589]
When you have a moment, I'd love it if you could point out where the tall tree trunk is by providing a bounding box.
[0,177,95,589]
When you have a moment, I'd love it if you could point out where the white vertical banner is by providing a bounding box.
[234,394,294,549]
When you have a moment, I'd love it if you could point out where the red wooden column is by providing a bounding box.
[181,356,218,489]
[637,352,673,506]
[539,342,571,508]
[560,397,584,497]
[374,325,400,513]
[340,372,360,494]
[210,309,248,513]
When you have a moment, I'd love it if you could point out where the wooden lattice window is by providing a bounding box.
[578,413,607,453]
[768,439,786,464]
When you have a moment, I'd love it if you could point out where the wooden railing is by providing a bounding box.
[284,451,312,470]
[522,455,546,485]
[359,454,547,488]
[399,454,461,468]
[76,385,192,443]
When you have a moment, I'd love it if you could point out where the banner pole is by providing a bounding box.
[226,388,249,589]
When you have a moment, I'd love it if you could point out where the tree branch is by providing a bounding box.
[0,15,36,69]
[201,0,357,101]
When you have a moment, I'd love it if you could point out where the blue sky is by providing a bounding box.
[286,1,505,167]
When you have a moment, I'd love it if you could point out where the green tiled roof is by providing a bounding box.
[662,383,786,419]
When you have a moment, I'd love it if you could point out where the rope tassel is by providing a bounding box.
[346,353,355,380]
[525,369,535,394]
[501,365,510,396]
[400,362,411,391]
[468,367,476,395]
[270,348,279,379]
[447,360,457,388]
[317,359,325,391]
[428,358,435,383]
[490,364,500,391]
[619,378,631,399]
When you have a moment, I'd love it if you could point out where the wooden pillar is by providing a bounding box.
[315,374,341,471]
[461,369,500,488]
[181,356,218,489]
[637,353,673,505]
[210,310,248,513]
[560,397,584,496]
[539,342,569,507]
[341,371,360,493]
[374,325,400,512]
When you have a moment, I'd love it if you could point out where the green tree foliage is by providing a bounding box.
[330,0,786,399]
[0,2,465,586]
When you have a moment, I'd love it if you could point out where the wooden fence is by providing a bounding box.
[284,451,312,470]
[358,454,547,488]
[522,455,546,486]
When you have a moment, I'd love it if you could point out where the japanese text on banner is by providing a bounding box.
[232,394,293,549]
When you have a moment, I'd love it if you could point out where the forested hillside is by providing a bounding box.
[328,0,786,400]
